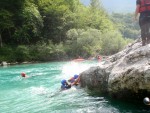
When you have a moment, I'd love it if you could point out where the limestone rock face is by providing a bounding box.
[80,66,109,93]
[80,40,150,99]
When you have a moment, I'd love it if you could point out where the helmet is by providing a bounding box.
[74,74,79,79]
[143,97,150,105]
[21,72,26,77]
[61,79,66,85]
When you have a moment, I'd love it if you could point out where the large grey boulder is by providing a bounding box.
[80,39,150,100]
[80,66,109,93]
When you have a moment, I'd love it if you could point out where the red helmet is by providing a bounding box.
[21,72,26,77]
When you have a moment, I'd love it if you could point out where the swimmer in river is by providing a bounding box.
[68,74,80,86]
[21,72,29,78]
[60,79,71,90]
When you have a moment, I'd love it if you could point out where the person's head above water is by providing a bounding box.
[21,72,26,77]
[60,79,71,90]
[74,74,79,79]
[61,79,67,85]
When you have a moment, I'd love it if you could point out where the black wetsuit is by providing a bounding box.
[61,83,71,90]
[137,0,150,45]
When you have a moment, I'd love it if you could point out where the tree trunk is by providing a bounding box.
[0,32,2,48]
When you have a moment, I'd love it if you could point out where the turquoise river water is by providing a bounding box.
[0,61,150,113]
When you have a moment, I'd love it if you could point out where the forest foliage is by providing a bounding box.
[0,0,136,62]
[111,13,140,40]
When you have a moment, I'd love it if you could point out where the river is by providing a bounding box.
[0,61,149,113]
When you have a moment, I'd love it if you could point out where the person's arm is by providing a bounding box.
[68,77,74,82]
[71,76,80,86]
[135,4,140,20]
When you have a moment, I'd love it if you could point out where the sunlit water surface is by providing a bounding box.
[0,61,150,113]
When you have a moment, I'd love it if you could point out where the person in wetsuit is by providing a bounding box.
[135,0,150,46]
[61,79,71,90]
[68,74,80,86]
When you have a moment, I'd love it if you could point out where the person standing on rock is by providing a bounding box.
[135,0,150,46]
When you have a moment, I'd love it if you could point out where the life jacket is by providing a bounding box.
[139,0,150,13]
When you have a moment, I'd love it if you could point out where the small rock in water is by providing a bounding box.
[1,61,7,66]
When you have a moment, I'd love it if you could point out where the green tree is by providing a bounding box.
[111,13,140,39]
[66,28,102,57]
[37,0,70,43]
[100,31,127,55]
[13,1,43,44]
[0,0,132,62]
[0,0,25,46]
[90,0,102,10]
[0,10,14,47]
[15,45,30,62]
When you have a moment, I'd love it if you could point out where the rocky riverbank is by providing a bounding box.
[79,39,150,101]
[0,61,40,66]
